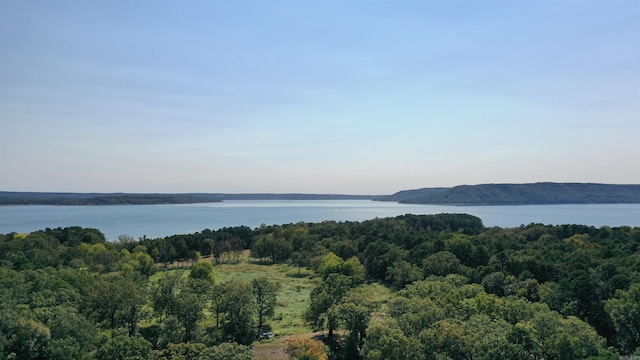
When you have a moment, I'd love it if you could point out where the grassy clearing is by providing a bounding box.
[358,282,394,312]
[214,260,316,336]
[148,253,394,359]
[151,251,317,337]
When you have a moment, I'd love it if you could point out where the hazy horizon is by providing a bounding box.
[1,1,638,195]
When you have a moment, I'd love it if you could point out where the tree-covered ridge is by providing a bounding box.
[1,214,639,359]
[373,187,450,202]
[0,193,222,205]
[0,192,373,205]
[4,182,638,206]
[390,183,640,204]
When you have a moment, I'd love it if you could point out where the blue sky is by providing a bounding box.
[1,0,638,195]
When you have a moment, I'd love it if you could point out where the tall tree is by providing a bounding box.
[305,273,352,339]
[151,271,183,322]
[605,283,640,354]
[173,291,204,343]
[362,319,421,360]
[330,300,371,358]
[210,284,226,328]
[222,280,257,344]
[84,274,145,333]
[252,276,281,329]
[188,261,215,296]
[199,342,253,360]
[94,335,151,360]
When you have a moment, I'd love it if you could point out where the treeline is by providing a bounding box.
[381,182,640,204]
[0,193,222,205]
[373,187,450,202]
[1,214,640,359]
[0,191,374,205]
[0,226,270,359]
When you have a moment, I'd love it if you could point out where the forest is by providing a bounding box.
[0,192,372,205]
[1,214,639,359]
[377,183,640,205]
[3,183,638,205]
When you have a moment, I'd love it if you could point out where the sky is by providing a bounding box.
[1,1,638,195]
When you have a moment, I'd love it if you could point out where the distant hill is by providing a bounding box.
[209,193,375,201]
[0,192,222,205]
[5,183,638,205]
[373,187,449,202]
[0,192,375,205]
[397,183,640,205]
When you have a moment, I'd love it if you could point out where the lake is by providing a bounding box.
[1,200,639,240]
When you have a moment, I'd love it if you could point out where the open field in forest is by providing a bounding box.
[152,250,318,334]
[213,259,317,336]
[153,252,394,359]
[6,215,637,358]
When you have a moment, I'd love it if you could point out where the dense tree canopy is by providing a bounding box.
[1,213,639,358]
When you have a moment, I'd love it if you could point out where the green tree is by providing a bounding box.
[203,238,216,259]
[481,271,506,297]
[84,274,145,333]
[445,235,474,266]
[290,251,312,276]
[341,256,366,285]
[605,283,640,354]
[94,335,152,360]
[252,276,281,329]
[4,318,51,360]
[530,310,605,359]
[157,316,183,348]
[422,251,462,277]
[317,252,344,279]
[49,307,98,356]
[362,318,422,360]
[330,294,371,358]
[419,321,470,360]
[199,342,252,360]
[173,291,204,343]
[130,251,156,277]
[250,236,271,263]
[188,261,215,296]
[152,342,206,359]
[305,273,351,339]
[387,260,423,290]
[151,270,205,343]
[189,262,214,282]
[210,284,226,327]
[317,252,365,285]
[222,280,257,344]
[152,271,183,321]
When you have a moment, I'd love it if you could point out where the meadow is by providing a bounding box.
[148,250,393,359]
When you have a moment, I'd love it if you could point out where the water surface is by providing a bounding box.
[1,200,638,240]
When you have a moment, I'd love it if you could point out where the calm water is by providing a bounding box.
[1,200,639,241]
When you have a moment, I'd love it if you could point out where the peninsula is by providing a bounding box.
[377,182,640,205]
[2,183,639,205]
[0,192,374,205]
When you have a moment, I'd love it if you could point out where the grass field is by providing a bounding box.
[213,259,317,336]
[151,252,393,359]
